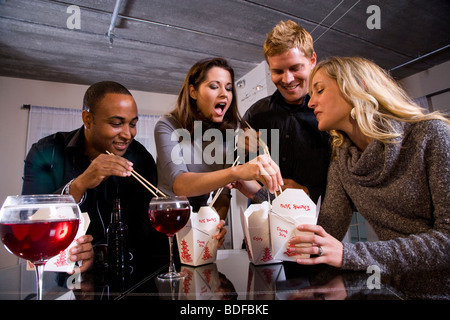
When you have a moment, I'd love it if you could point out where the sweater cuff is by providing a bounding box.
[251,187,274,204]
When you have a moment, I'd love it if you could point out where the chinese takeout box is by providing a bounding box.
[270,189,320,262]
[176,206,220,266]
[240,201,281,265]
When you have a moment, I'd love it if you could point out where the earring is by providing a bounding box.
[350,108,356,120]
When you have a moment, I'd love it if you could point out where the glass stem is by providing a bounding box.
[35,263,45,300]
[167,235,175,274]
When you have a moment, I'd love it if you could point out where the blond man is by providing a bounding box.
[241,20,330,204]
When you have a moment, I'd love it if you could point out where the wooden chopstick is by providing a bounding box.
[131,171,158,197]
[245,121,283,196]
[105,151,167,197]
[209,156,240,208]
[245,121,270,155]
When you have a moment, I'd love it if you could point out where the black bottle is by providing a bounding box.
[107,198,129,270]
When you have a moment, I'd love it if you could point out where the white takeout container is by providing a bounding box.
[269,189,320,262]
[176,206,220,266]
[240,201,281,265]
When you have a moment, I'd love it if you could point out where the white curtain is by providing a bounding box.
[135,113,161,158]
[26,106,82,152]
[26,105,162,158]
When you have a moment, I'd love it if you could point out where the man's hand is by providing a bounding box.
[69,234,94,273]
[69,153,134,202]
[282,178,309,195]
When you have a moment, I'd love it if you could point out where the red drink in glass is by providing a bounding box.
[0,195,81,300]
[149,207,190,236]
[0,219,79,264]
[148,196,190,280]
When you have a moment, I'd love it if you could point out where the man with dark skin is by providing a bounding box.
[22,81,164,272]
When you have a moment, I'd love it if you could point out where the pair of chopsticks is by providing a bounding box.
[209,156,240,208]
[245,121,283,197]
[245,121,270,156]
[105,151,167,198]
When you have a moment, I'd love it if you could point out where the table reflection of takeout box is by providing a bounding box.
[270,189,320,262]
[179,263,221,300]
[176,206,220,266]
[246,263,285,299]
[240,202,281,265]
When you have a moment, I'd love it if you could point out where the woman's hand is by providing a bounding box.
[237,154,283,194]
[231,179,262,200]
[214,220,227,248]
[288,224,344,268]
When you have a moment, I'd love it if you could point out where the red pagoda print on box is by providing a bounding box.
[180,239,192,263]
[261,247,274,262]
[201,246,212,261]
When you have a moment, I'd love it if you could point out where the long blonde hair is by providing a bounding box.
[310,57,449,153]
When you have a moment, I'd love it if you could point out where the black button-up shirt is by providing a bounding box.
[243,91,331,203]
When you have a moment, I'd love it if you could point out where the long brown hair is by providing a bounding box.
[170,57,242,133]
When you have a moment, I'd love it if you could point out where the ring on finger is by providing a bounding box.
[318,246,324,257]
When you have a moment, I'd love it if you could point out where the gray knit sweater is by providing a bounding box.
[318,119,450,273]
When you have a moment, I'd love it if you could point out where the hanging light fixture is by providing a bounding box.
[106,0,123,47]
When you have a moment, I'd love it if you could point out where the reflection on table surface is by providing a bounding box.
[0,249,448,300]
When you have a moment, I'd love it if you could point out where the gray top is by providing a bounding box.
[318,119,450,273]
[154,114,232,211]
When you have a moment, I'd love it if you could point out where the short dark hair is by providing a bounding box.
[83,81,132,113]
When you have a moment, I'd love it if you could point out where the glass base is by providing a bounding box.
[157,271,187,280]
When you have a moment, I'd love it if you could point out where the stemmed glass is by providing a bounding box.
[149,196,190,280]
[0,195,80,300]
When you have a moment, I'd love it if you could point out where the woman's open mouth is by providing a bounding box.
[214,102,226,116]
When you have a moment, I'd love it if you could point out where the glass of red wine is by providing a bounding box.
[149,196,190,280]
[0,194,80,300]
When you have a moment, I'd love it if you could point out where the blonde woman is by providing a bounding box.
[288,56,450,273]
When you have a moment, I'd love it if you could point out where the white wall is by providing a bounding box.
[0,76,176,268]
[399,60,450,113]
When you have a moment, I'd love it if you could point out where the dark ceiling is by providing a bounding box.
[1,0,449,95]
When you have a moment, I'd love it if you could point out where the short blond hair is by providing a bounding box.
[263,20,315,60]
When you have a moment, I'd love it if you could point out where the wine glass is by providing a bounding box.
[149,196,190,280]
[0,194,80,300]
